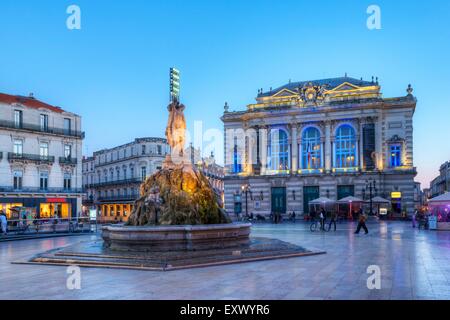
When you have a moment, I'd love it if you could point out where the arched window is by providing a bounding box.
[232,136,242,173]
[301,127,321,169]
[270,129,290,171]
[335,125,357,168]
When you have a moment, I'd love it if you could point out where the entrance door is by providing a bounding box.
[303,186,320,214]
[271,187,286,214]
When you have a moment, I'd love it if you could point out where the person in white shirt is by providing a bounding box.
[0,211,7,235]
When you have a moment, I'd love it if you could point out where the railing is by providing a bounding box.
[8,152,55,164]
[2,217,96,237]
[59,156,78,165]
[95,152,166,167]
[0,119,84,139]
[0,186,83,193]
[97,194,139,202]
[90,178,143,188]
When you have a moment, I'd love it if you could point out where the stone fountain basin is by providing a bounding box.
[102,223,251,252]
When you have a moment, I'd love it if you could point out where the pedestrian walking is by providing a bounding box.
[328,211,338,232]
[354,209,368,235]
[0,211,8,236]
[412,209,418,228]
[319,208,326,231]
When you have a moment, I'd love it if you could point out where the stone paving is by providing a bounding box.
[1,221,450,300]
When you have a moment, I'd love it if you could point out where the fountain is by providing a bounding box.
[101,99,252,252]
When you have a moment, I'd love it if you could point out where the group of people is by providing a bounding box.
[0,210,8,236]
[312,207,369,234]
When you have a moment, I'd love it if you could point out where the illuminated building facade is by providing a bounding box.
[222,76,417,217]
[0,92,84,219]
[82,137,169,222]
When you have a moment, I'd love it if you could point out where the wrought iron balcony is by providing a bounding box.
[90,178,143,188]
[0,186,83,194]
[97,194,139,202]
[0,119,85,139]
[8,152,55,164]
[59,156,78,165]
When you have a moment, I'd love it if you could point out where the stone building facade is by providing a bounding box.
[221,76,417,218]
[82,137,169,222]
[0,92,84,219]
[430,161,450,198]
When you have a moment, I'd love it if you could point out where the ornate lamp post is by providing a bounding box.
[365,179,377,215]
[241,184,252,218]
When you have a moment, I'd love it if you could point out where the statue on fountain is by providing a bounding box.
[126,100,231,226]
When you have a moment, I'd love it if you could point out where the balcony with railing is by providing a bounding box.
[59,156,78,165]
[97,193,139,202]
[0,119,85,139]
[0,186,83,194]
[8,152,55,164]
[90,178,143,188]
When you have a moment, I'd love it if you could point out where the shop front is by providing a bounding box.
[428,193,450,231]
[99,203,134,223]
[0,197,78,220]
[390,191,403,215]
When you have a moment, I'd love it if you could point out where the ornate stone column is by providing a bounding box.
[290,123,299,173]
[359,119,364,170]
[259,125,269,175]
[325,121,332,172]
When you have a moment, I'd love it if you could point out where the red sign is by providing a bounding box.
[46,198,67,203]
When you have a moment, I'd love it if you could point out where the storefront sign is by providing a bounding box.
[391,192,402,199]
[46,198,67,203]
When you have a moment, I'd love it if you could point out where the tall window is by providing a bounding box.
[335,125,357,168]
[13,139,23,155]
[232,136,242,174]
[64,118,71,135]
[13,170,23,190]
[390,145,402,168]
[270,129,290,171]
[64,144,72,159]
[40,171,49,190]
[130,167,134,179]
[123,168,127,180]
[40,142,49,158]
[64,173,72,190]
[40,114,48,131]
[141,167,147,180]
[301,127,321,169]
[157,145,162,155]
[116,169,120,181]
[14,110,23,128]
[142,145,146,155]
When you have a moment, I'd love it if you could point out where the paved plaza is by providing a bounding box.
[1,221,450,300]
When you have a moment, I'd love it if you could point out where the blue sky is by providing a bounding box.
[0,0,449,187]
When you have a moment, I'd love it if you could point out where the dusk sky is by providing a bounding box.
[1,0,449,188]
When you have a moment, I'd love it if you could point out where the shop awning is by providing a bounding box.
[366,196,391,204]
[309,197,335,205]
[428,192,450,204]
[337,196,364,204]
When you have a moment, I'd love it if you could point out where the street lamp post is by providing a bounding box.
[241,184,252,218]
[365,179,377,215]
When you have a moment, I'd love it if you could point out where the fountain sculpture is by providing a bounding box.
[101,99,250,251]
